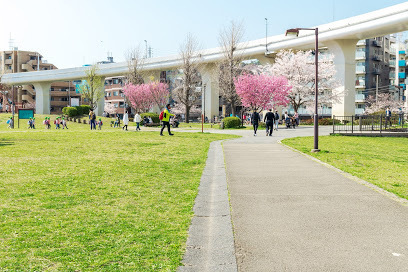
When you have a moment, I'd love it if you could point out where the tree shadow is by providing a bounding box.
[0,140,14,147]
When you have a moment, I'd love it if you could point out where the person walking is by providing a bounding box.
[264,109,275,136]
[122,111,129,131]
[134,112,141,131]
[294,111,299,126]
[160,104,174,136]
[274,110,280,131]
[62,117,68,129]
[398,107,404,126]
[89,110,95,130]
[97,118,103,130]
[5,104,9,113]
[385,107,391,128]
[251,110,261,136]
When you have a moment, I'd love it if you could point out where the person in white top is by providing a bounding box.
[134,113,141,131]
[122,111,129,131]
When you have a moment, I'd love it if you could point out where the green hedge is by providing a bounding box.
[223,117,241,128]
[300,118,341,125]
[75,105,91,115]
[62,107,78,117]
[62,105,91,117]
[141,112,160,123]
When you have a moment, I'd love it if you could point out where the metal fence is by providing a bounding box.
[332,114,406,133]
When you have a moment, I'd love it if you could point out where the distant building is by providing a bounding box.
[0,50,84,114]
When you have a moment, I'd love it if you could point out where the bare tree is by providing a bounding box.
[125,47,145,85]
[79,65,104,110]
[172,34,202,123]
[218,21,245,116]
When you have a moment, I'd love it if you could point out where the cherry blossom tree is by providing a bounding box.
[147,81,169,109]
[123,81,169,113]
[364,93,404,114]
[270,50,340,113]
[234,73,291,111]
[123,83,153,113]
[104,102,117,115]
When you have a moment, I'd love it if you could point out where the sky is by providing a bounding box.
[0,0,407,69]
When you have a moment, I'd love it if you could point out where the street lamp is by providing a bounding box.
[286,27,320,152]
[202,84,206,133]
[144,40,148,59]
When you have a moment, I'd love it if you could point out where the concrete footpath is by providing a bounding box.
[223,127,408,271]
[178,126,408,271]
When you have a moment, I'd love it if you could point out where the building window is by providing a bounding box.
[113,91,119,96]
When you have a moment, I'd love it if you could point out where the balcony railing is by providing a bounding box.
[373,68,381,75]
[399,60,406,67]
[372,55,381,61]
[355,80,365,87]
[356,40,366,46]
[355,94,365,101]
[389,60,396,66]
[356,66,366,73]
[372,40,381,47]
[355,108,365,115]
[355,51,366,59]
[399,72,406,79]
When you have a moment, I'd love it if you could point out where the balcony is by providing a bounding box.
[372,40,381,47]
[355,108,365,115]
[399,60,406,67]
[51,101,70,106]
[356,66,366,74]
[373,68,381,75]
[356,40,366,46]
[390,72,395,79]
[372,55,381,61]
[399,72,406,79]
[389,60,396,67]
[355,80,365,88]
[399,50,405,55]
[4,59,12,65]
[355,51,366,60]
[355,94,365,102]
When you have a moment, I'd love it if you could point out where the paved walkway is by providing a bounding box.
[179,126,408,271]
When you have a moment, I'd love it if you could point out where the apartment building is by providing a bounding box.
[0,50,84,114]
[104,76,126,116]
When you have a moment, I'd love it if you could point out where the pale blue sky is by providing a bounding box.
[1,0,407,68]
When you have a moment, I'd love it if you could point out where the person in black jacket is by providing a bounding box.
[264,109,275,136]
[251,110,261,136]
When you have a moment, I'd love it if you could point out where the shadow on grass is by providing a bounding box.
[0,140,14,146]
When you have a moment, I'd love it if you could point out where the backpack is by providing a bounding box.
[159,111,164,121]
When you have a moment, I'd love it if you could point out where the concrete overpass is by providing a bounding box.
[2,2,408,117]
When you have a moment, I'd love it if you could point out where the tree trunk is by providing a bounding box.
[231,102,235,116]
[185,105,190,123]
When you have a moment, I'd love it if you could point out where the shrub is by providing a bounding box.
[75,105,91,115]
[79,105,91,115]
[64,107,78,117]
[223,117,241,128]
[300,118,340,125]
[141,112,160,124]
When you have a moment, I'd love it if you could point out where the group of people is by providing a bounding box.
[27,117,36,129]
[45,116,68,129]
[251,109,280,136]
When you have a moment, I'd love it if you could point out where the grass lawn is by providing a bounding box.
[0,113,239,271]
[282,135,408,200]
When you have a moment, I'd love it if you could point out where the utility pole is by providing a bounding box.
[265,18,268,52]
[37,52,40,71]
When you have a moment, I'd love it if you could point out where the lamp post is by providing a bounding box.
[285,27,320,152]
[144,40,148,59]
[202,84,206,133]
[265,18,268,52]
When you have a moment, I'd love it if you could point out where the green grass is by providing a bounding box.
[0,113,239,271]
[282,135,408,200]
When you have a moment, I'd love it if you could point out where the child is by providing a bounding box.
[32,117,36,129]
[28,118,33,129]
[98,118,103,130]
[62,117,68,129]
[7,117,13,129]
[47,117,51,129]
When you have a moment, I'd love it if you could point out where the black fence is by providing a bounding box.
[332,114,407,134]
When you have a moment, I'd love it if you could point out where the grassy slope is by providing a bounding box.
[282,135,408,200]
[0,114,238,271]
